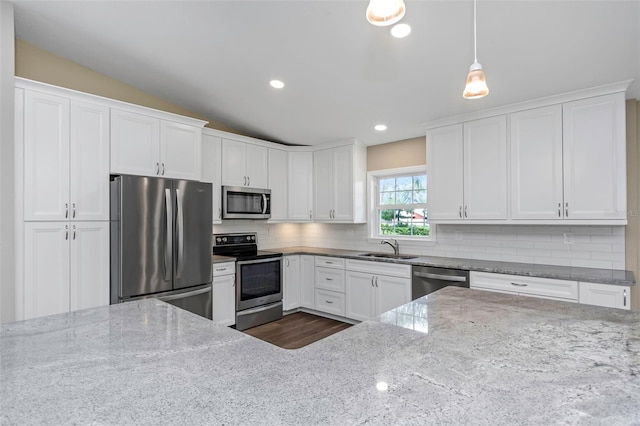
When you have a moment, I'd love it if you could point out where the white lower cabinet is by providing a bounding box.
[314,289,346,317]
[345,260,411,321]
[23,221,109,320]
[212,262,236,326]
[314,256,346,316]
[470,271,578,302]
[283,255,300,311]
[579,282,630,310]
[300,255,315,309]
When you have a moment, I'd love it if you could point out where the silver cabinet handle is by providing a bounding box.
[65,203,69,219]
[156,162,160,175]
[72,225,76,240]
[464,205,468,218]
[326,261,334,264]
[375,276,379,288]
[248,176,250,186]
[558,203,561,218]
[565,202,569,217]
[309,210,312,219]
[243,176,247,186]
[459,206,462,218]
[286,258,290,267]
[65,225,68,240]
[218,208,222,219]
[510,282,528,287]
[325,278,334,281]
[72,203,76,218]
[215,268,226,272]
[326,300,334,304]
[371,276,374,287]
[161,163,165,175]
[624,289,627,307]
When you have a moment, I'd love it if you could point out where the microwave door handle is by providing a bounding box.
[262,193,268,215]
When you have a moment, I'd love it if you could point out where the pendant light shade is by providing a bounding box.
[463,0,489,99]
[366,0,406,27]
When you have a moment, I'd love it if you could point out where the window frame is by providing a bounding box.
[367,166,436,243]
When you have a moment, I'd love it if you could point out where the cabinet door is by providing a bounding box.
[283,256,300,311]
[23,91,70,221]
[375,275,411,316]
[333,145,354,221]
[510,105,563,220]
[579,282,630,310]
[345,271,375,321]
[110,109,161,176]
[160,121,201,180]
[70,222,109,311]
[463,116,508,219]
[563,93,626,219]
[313,148,333,220]
[426,124,464,220]
[288,151,314,221]
[70,101,110,221]
[300,255,315,308]
[202,134,223,223]
[268,149,288,221]
[23,222,70,319]
[221,139,246,186]
[212,274,236,326]
[246,144,268,188]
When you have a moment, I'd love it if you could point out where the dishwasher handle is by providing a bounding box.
[413,271,467,282]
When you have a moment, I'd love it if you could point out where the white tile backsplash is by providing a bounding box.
[212,222,626,270]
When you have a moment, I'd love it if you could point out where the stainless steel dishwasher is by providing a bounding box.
[412,266,470,299]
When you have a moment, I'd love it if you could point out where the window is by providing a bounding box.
[370,167,432,240]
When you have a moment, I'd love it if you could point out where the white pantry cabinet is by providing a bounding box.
[221,139,268,188]
[345,260,411,321]
[427,116,507,221]
[201,132,223,223]
[283,255,301,311]
[110,109,203,180]
[212,262,236,326]
[23,92,110,221]
[23,221,109,320]
[579,282,630,310]
[288,151,314,221]
[268,148,288,221]
[313,143,366,223]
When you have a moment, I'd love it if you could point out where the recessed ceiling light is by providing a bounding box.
[374,124,387,131]
[269,80,285,89]
[390,23,411,38]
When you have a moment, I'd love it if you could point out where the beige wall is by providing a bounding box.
[15,39,239,132]
[367,136,426,171]
[625,99,640,310]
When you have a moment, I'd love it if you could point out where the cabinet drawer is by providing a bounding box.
[470,271,578,301]
[213,262,235,277]
[315,256,345,269]
[315,267,345,292]
[579,282,630,310]
[345,259,411,278]
[315,289,346,317]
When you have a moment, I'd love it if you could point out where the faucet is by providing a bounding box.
[380,239,399,255]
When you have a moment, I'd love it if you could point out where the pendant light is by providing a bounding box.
[366,0,406,27]
[463,0,489,99]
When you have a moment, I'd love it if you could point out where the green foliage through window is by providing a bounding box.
[375,172,430,238]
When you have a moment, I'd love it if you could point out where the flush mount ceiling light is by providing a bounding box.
[462,0,489,99]
[390,23,411,38]
[269,79,285,89]
[374,124,387,131]
[366,0,406,27]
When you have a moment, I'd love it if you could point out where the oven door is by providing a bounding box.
[236,257,283,311]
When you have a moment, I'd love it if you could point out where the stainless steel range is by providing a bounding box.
[212,232,283,330]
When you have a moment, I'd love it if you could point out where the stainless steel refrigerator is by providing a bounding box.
[110,175,213,319]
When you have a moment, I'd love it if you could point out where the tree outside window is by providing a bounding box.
[376,174,430,237]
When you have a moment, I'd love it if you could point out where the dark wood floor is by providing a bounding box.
[242,312,353,349]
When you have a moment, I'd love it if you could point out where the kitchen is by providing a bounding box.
[2,1,640,424]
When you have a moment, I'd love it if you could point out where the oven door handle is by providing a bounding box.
[413,271,467,282]
[237,257,283,266]
[237,301,282,316]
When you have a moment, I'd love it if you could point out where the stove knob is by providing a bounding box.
[216,237,221,243]
[246,236,251,241]
[251,236,256,241]
[222,237,227,242]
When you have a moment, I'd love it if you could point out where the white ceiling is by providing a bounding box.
[12,0,640,146]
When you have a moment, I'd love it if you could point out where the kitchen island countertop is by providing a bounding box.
[272,246,635,286]
[2,287,639,425]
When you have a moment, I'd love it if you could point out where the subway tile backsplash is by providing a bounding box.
[213,222,626,270]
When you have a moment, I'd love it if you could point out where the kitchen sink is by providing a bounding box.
[358,253,418,260]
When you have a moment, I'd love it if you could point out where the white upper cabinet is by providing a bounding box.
[288,151,314,221]
[510,105,564,220]
[268,148,288,221]
[23,91,110,221]
[201,132,223,223]
[312,143,366,223]
[111,109,204,180]
[221,139,268,188]
[427,116,507,221]
[563,93,626,220]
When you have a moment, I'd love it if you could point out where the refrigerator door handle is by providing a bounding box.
[158,286,211,302]
[176,188,185,279]
[164,188,172,282]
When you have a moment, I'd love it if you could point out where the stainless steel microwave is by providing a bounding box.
[222,186,271,219]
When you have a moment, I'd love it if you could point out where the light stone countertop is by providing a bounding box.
[2,287,640,425]
[273,246,636,286]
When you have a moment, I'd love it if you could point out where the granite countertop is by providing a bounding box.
[273,246,636,286]
[2,288,640,425]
